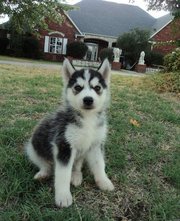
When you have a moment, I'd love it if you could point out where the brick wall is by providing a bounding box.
[152,18,180,55]
[38,13,80,61]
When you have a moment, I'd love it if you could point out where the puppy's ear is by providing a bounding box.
[98,58,111,84]
[62,58,75,83]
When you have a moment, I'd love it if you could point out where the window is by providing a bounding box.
[49,37,63,54]
[44,36,68,55]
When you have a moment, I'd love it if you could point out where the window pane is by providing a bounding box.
[57,38,62,45]
[50,37,56,45]
[50,45,55,53]
[56,46,61,54]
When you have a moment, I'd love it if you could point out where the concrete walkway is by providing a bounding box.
[0,59,146,77]
[0,60,61,70]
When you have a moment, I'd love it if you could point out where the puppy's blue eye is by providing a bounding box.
[94,85,101,92]
[74,85,83,92]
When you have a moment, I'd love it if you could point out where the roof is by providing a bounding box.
[151,13,174,37]
[68,0,156,37]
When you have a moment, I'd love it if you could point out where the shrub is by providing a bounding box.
[22,37,41,59]
[145,72,180,94]
[0,37,9,54]
[66,41,88,59]
[10,35,24,57]
[145,51,164,66]
[99,48,114,62]
[164,48,180,72]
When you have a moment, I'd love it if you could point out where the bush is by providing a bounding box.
[66,41,88,59]
[10,35,24,57]
[145,51,164,66]
[164,48,180,72]
[22,37,41,59]
[99,48,114,62]
[145,72,180,94]
[0,37,9,54]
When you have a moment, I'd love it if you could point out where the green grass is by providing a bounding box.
[0,64,180,221]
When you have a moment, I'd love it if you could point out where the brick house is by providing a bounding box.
[38,0,157,61]
[1,0,179,61]
[150,15,180,55]
[38,0,179,61]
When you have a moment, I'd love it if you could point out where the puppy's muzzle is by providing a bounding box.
[83,96,94,109]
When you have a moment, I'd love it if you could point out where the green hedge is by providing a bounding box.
[22,37,41,59]
[0,37,9,54]
[99,48,114,62]
[145,51,164,66]
[164,48,180,72]
[66,41,88,59]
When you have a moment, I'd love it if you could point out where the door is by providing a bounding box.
[85,43,98,61]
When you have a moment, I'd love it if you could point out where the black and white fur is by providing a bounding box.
[25,58,114,208]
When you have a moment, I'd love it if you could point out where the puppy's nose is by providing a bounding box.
[83,97,93,106]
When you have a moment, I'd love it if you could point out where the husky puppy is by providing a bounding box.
[25,58,114,208]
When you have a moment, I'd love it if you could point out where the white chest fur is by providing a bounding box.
[65,113,107,154]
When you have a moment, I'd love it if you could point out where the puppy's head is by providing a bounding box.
[62,58,111,113]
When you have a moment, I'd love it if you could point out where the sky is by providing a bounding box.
[0,0,169,24]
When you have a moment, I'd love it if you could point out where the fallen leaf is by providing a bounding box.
[130,118,140,127]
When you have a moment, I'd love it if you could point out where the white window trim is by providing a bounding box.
[48,31,65,37]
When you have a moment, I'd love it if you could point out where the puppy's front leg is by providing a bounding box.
[86,145,114,191]
[53,144,76,208]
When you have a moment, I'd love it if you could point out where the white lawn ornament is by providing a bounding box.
[138,51,145,65]
[113,48,122,62]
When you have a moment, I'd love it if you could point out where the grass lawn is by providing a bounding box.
[0,63,180,221]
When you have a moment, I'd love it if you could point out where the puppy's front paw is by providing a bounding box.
[71,171,83,187]
[96,177,114,191]
[55,191,73,208]
[34,170,50,180]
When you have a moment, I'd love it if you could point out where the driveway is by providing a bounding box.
[0,59,145,77]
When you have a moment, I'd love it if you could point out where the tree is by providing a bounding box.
[0,0,72,34]
[130,0,180,17]
[99,48,114,62]
[116,28,150,66]
[66,42,88,59]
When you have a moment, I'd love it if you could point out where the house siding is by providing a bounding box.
[152,18,180,55]
[38,13,80,61]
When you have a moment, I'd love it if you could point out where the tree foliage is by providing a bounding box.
[145,0,179,11]
[0,0,72,34]
[116,28,150,66]
[66,41,88,59]
[164,48,180,72]
[99,48,114,62]
[130,0,180,17]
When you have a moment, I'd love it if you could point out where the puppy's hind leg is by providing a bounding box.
[25,141,51,180]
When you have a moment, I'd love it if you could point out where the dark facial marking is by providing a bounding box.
[89,69,107,88]
[73,84,84,95]
[68,69,85,88]
[92,85,102,95]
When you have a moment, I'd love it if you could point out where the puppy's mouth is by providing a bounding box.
[82,105,95,110]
